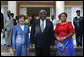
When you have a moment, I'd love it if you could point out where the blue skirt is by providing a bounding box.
[56,36,75,56]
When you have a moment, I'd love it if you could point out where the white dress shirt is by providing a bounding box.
[77,16,80,19]
[40,19,46,30]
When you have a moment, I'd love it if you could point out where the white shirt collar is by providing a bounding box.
[20,25,24,31]
[77,16,80,19]
[40,19,46,21]
[40,19,46,29]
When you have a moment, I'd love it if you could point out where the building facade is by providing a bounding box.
[1,1,83,20]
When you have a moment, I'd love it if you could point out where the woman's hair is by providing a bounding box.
[18,15,25,19]
[58,14,61,19]
[60,12,67,17]
[17,15,25,23]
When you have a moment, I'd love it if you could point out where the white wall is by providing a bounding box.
[50,7,54,19]
[20,8,27,15]
[65,7,72,22]
[1,7,4,14]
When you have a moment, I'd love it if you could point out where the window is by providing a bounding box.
[27,7,50,17]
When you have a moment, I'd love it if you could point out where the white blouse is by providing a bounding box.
[20,25,24,31]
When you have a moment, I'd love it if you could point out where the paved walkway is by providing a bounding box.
[1,45,83,56]
[1,32,83,56]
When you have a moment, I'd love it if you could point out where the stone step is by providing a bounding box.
[74,47,83,52]
[74,47,83,56]
[1,47,83,56]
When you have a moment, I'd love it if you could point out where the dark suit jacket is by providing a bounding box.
[30,19,55,48]
[79,17,83,33]
[1,13,4,30]
[73,16,83,33]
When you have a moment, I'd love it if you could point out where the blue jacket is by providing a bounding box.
[12,24,29,49]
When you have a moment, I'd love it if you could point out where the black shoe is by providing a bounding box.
[80,45,82,47]
[77,45,79,47]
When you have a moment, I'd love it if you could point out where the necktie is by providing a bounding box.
[41,21,44,32]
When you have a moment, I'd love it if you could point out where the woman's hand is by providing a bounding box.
[57,37,62,42]
[57,37,66,43]
[12,49,16,53]
[60,37,66,42]
[57,37,60,41]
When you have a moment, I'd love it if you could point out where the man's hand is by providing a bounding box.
[30,44,35,48]
[12,49,16,53]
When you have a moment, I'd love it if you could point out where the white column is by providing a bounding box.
[8,1,17,18]
[50,7,54,19]
[56,1,65,20]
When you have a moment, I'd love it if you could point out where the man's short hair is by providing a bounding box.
[39,10,47,14]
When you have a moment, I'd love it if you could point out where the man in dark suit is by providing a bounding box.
[10,13,17,26]
[30,10,55,56]
[1,13,4,32]
[73,10,83,47]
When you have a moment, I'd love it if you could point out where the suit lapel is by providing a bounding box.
[38,19,42,33]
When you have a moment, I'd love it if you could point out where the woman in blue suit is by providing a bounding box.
[12,15,29,56]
